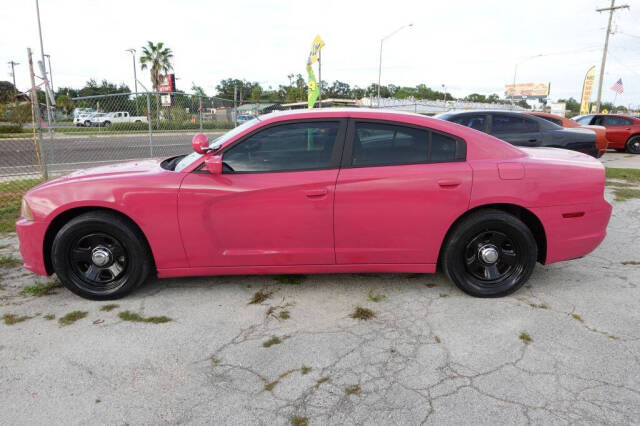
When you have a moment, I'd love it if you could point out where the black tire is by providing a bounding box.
[442,209,537,297]
[103,121,111,127]
[51,211,151,300]
[626,135,640,154]
[84,120,91,127]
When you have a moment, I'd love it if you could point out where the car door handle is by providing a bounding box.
[437,179,461,188]
[304,189,328,198]
[528,138,538,142]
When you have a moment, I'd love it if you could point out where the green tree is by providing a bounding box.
[140,41,174,91]
[55,94,75,115]
[0,81,18,103]
[191,83,207,97]
[558,97,580,115]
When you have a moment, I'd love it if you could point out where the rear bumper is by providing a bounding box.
[532,200,612,265]
[15,219,49,276]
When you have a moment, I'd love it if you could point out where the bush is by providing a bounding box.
[0,125,24,133]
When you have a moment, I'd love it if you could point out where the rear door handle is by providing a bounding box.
[528,138,538,142]
[304,189,328,198]
[438,179,461,188]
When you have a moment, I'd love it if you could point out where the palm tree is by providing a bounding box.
[140,41,173,122]
[140,41,174,91]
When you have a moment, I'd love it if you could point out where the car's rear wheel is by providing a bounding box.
[103,121,111,127]
[442,209,537,297]
[84,120,91,127]
[51,211,151,299]
[626,135,640,154]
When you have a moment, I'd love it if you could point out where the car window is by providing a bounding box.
[574,115,593,125]
[450,115,486,131]
[491,115,538,133]
[599,116,633,126]
[223,121,339,172]
[537,116,563,126]
[353,122,459,166]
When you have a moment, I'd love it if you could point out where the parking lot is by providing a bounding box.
[0,153,639,425]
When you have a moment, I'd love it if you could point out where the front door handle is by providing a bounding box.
[304,189,328,198]
[528,138,538,143]
[438,179,461,188]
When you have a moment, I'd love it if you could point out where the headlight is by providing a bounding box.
[21,199,34,221]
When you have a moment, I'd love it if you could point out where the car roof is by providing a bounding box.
[435,109,561,129]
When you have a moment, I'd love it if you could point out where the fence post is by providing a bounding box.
[146,92,154,157]
[27,48,48,180]
[199,96,203,131]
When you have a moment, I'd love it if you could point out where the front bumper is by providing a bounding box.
[16,219,49,276]
[532,200,612,264]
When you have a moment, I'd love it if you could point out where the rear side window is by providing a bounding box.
[598,116,633,126]
[450,115,487,131]
[538,116,563,126]
[223,121,339,172]
[491,115,538,133]
[352,122,460,167]
[574,115,593,125]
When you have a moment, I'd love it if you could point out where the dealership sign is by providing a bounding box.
[579,66,596,115]
[158,74,176,93]
[504,82,550,99]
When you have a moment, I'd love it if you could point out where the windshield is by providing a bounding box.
[174,118,259,172]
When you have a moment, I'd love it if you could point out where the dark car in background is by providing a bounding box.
[572,114,640,154]
[436,111,598,157]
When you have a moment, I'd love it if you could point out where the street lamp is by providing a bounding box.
[125,49,138,95]
[377,23,413,107]
[511,54,543,105]
[43,53,53,92]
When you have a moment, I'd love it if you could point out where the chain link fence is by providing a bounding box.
[0,92,282,231]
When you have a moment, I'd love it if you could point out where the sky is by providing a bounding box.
[2,0,640,105]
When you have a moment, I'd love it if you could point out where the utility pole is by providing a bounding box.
[44,54,53,92]
[8,61,19,103]
[595,0,629,113]
[28,48,48,180]
[35,0,53,127]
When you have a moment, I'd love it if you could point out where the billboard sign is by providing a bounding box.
[504,82,550,100]
[158,74,175,93]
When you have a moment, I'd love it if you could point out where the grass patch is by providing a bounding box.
[571,313,584,323]
[0,178,43,232]
[519,331,533,344]
[58,311,87,326]
[21,279,63,296]
[249,288,274,305]
[621,260,640,265]
[606,167,640,182]
[100,304,119,312]
[290,415,309,426]
[0,284,5,291]
[367,289,387,302]
[606,180,635,188]
[262,336,283,348]
[273,275,304,285]
[3,313,32,325]
[344,384,361,396]
[43,314,55,320]
[118,311,172,324]
[279,311,290,320]
[529,303,549,309]
[349,306,375,321]
[613,188,640,202]
[0,255,21,268]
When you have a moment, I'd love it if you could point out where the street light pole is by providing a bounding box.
[34,0,53,128]
[126,49,139,115]
[8,61,19,104]
[377,23,413,107]
[44,54,53,92]
[511,54,543,105]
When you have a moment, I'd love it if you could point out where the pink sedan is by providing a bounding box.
[16,109,611,299]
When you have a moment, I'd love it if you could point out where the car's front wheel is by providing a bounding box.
[626,135,640,154]
[442,209,537,297]
[84,120,91,127]
[51,211,152,299]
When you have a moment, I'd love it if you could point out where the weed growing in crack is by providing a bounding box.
[43,314,55,320]
[290,415,309,426]
[211,356,220,365]
[345,384,361,395]
[621,260,640,265]
[529,303,549,309]
[58,311,87,326]
[0,255,21,269]
[21,279,63,296]
[439,293,449,298]
[279,311,291,320]
[263,336,283,348]
[349,306,375,320]
[249,288,275,305]
[608,334,620,340]
[274,275,305,285]
[266,301,293,320]
[316,377,329,387]
[100,304,119,312]
[519,331,533,344]
[390,347,396,353]
[572,313,584,323]
[434,336,441,344]
[424,283,438,288]
[3,313,32,325]
[368,289,387,303]
[301,366,311,375]
[118,311,172,324]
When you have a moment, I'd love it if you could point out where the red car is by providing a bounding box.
[16,109,611,299]
[573,114,640,154]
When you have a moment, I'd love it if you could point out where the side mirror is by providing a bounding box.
[192,133,210,154]
[204,155,223,175]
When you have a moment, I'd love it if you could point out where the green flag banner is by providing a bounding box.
[307,35,325,109]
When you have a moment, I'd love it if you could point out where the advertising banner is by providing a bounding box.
[580,66,596,115]
[505,82,550,99]
[307,35,324,109]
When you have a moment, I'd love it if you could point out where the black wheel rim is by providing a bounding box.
[631,139,640,153]
[68,232,128,292]
[464,230,524,286]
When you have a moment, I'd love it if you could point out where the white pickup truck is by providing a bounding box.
[90,111,148,127]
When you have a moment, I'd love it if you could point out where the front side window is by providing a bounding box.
[450,114,487,131]
[574,115,593,125]
[599,116,633,126]
[538,116,563,126]
[491,115,538,133]
[223,121,339,172]
[352,122,459,167]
